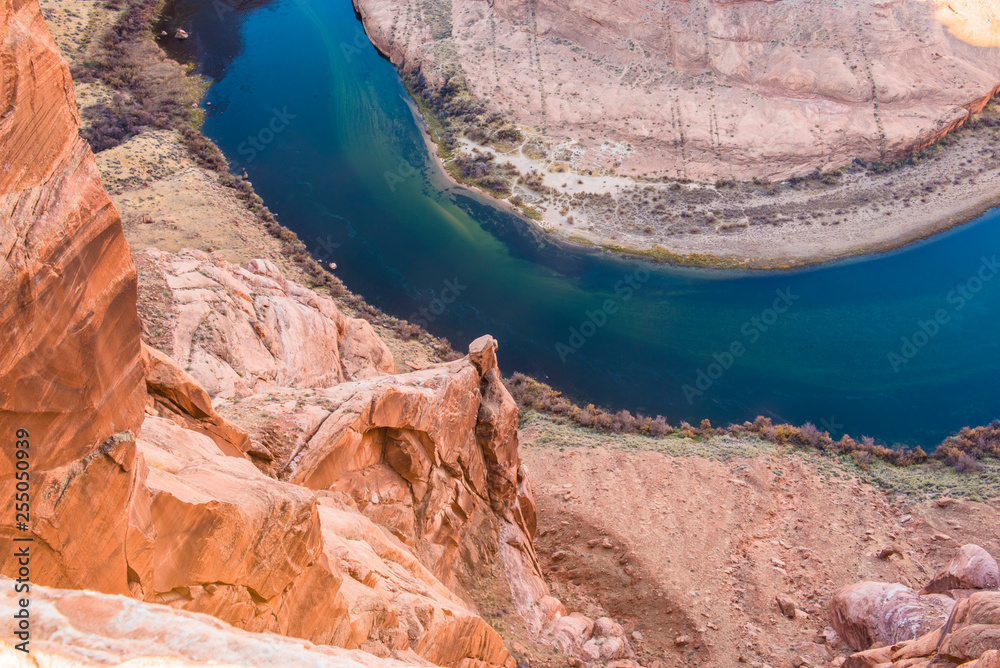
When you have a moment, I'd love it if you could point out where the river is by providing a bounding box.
[160,0,1000,446]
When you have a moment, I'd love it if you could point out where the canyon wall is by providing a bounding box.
[0,0,146,473]
[0,4,592,665]
[354,0,1000,181]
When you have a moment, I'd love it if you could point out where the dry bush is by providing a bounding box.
[75,0,202,152]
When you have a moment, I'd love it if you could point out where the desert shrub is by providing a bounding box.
[179,125,228,171]
[504,372,983,470]
[851,449,871,471]
[75,0,200,152]
[81,95,160,151]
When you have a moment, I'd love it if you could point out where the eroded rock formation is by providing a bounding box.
[0,0,145,472]
[134,248,395,399]
[354,0,1000,181]
[0,578,422,667]
[0,3,576,665]
[833,544,1000,667]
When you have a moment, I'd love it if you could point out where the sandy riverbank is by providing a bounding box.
[413,94,1000,269]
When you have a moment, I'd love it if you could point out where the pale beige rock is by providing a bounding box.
[0,577,424,667]
[355,0,1000,181]
[134,248,394,399]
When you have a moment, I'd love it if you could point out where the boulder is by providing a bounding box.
[922,545,1000,595]
[547,612,596,654]
[830,582,955,651]
[938,625,1000,663]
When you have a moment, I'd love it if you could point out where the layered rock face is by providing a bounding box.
[0,578,422,667]
[1,248,539,666]
[134,248,395,400]
[831,544,1000,667]
[0,0,145,472]
[354,0,1000,180]
[0,4,560,665]
[0,0,145,600]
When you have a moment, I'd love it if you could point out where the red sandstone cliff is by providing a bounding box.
[0,0,146,472]
[0,4,609,664]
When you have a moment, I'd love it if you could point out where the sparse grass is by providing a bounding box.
[599,243,748,268]
[854,456,1000,502]
[521,410,776,461]
[523,410,1000,501]
[507,372,997,481]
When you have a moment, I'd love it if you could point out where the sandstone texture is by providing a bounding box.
[829,581,954,651]
[355,0,1000,182]
[0,0,145,473]
[0,2,621,665]
[133,248,395,399]
[0,578,423,667]
[828,542,1000,666]
[834,584,1000,667]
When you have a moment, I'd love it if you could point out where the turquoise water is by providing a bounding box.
[166,0,1000,446]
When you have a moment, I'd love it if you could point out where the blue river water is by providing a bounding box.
[163,0,1000,446]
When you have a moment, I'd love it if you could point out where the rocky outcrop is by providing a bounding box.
[217,335,534,596]
[133,248,394,399]
[133,414,514,666]
[921,543,1000,594]
[0,577,418,667]
[142,342,251,456]
[830,582,955,651]
[835,545,1000,667]
[0,4,540,662]
[0,0,145,473]
[0,0,146,607]
[354,0,1000,181]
